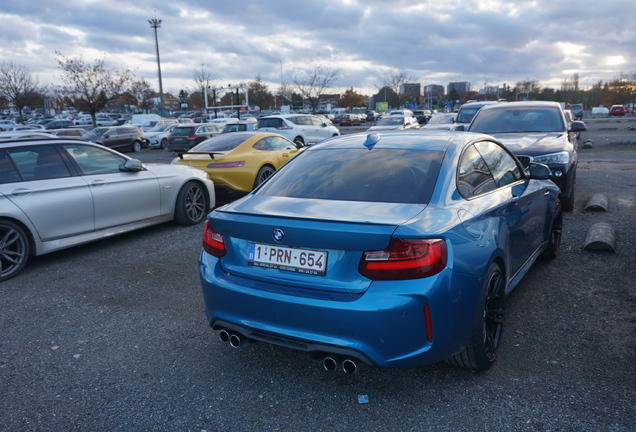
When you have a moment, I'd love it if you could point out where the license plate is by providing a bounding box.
[248,243,327,276]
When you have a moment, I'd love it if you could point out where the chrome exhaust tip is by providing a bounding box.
[322,356,339,372]
[342,358,358,374]
[219,329,230,343]
[229,333,242,348]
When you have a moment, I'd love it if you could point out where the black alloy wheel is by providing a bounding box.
[0,220,30,282]
[174,182,208,225]
[253,165,275,189]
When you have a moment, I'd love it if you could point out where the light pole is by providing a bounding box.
[148,18,164,111]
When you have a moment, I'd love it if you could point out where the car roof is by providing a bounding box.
[478,100,561,111]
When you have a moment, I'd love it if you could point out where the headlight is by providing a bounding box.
[533,151,570,165]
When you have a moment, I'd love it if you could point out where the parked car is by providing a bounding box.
[0,131,57,140]
[452,101,502,130]
[172,132,303,194]
[81,126,148,152]
[0,137,215,281]
[74,113,117,126]
[365,111,379,123]
[337,114,361,127]
[257,114,340,146]
[44,128,86,138]
[367,114,420,131]
[569,103,584,120]
[44,119,75,129]
[466,100,586,211]
[221,121,258,133]
[0,120,18,131]
[420,113,458,130]
[198,130,562,371]
[146,123,178,150]
[412,110,432,124]
[608,105,626,116]
[165,123,224,152]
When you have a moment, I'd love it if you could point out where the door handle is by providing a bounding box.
[11,188,33,196]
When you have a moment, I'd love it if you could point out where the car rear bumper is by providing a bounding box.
[199,251,482,368]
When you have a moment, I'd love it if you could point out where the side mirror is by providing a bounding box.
[570,120,587,132]
[527,162,552,180]
[121,159,144,172]
[103,134,110,138]
[455,125,465,131]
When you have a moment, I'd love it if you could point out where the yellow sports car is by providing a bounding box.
[172,132,303,194]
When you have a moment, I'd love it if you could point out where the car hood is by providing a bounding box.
[488,132,567,156]
[367,125,403,131]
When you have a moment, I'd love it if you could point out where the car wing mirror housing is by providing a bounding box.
[455,124,465,131]
[121,159,144,172]
[570,120,587,132]
[527,162,552,180]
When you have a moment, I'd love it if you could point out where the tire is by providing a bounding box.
[562,185,575,212]
[0,220,30,282]
[174,181,208,225]
[253,165,275,190]
[446,262,505,371]
[131,140,142,152]
[540,198,562,260]
[293,137,304,147]
[160,138,168,150]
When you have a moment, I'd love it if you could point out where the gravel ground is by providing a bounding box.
[1,119,635,431]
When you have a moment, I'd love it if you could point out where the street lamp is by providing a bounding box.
[148,17,164,111]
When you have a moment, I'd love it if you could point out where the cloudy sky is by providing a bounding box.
[1,0,634,97]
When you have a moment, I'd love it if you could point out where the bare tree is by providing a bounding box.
[192,64,215,109]
[130,78,156,113]
[0,61,42,124]
[375,70,416,109]
[56,51,133,126]
[292,60,339,113]
[248,76,274,110]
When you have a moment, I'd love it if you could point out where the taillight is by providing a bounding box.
[186,136,197,140]
[359,239,447,280]
[202,220,226,257]
[207,161,245,168]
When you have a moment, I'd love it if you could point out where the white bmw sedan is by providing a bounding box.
[0,137,215,281]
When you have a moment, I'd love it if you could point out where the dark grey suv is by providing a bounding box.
[81,126,148,152]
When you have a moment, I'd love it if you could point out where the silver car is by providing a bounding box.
[0,137,215,281]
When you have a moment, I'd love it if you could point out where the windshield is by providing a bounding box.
[147,123,172,133]
[470,106,565,133]
[83,127,108,137]
[376,117,405,126]
[256,148,443,204]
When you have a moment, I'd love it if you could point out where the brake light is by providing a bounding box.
[359,239,447,280]
[207,161,245,168]
[203,220,226,257]
[186,136,197,140]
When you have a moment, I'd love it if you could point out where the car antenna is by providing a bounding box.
[364,133,380,149]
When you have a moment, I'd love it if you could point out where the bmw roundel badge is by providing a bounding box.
[272,228,284,242]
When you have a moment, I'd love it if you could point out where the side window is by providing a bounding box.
[0,150,21,184]
[266,137,294,151]
[8,145,71,181]
[474,141,522,188]
[252,138,274,151]
[310,116,324,127]
[457,145,497,198]
[61,143,126,175]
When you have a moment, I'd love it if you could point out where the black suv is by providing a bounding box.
[81,126,147,152]
[165,123,223,152]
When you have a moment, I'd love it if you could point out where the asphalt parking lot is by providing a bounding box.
[1,118,635,431]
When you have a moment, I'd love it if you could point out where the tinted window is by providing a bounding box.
[192,134,247,152]
[0,150,21,183]
[457,145,497,198]
[470,106,564,133]
[474,141,522,187]
[256,149,443,204]
[8,145,71,181]
[172,127,195,136]
[61,143,126,175]
[257,118,283,128]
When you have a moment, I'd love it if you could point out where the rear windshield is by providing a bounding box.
[192,134,248,152]
[256,148,443,204]
[171,126,196,136]
[470,106,564,133]
[257,118,284,128]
